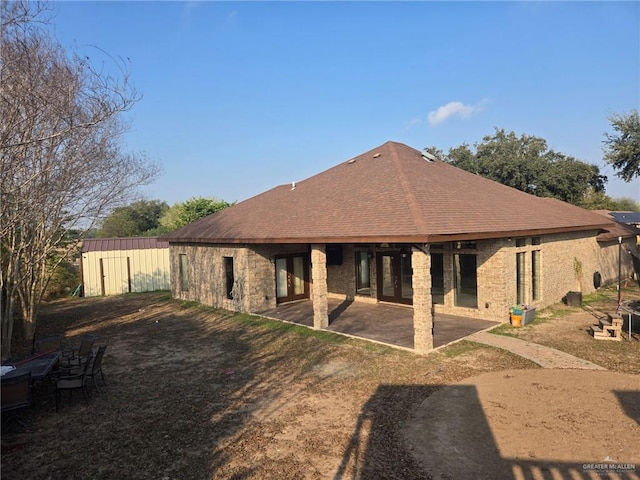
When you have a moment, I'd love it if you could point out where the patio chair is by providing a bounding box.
[55,352,93,412]
[33,333,65,354]
[61,334,96,368]
[85,345,108,393]
[61,345,108,392]
[1,372,34,432]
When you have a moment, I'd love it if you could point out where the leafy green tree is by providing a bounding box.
[578,190,619,211]
[474,130,548,195]
[603,110,640,182]
[611,197,640,212]
[97,200,168,237]
[430,128,609,207]
[160,197,233,232]
[444,144,477,173]
[537,154,607,206]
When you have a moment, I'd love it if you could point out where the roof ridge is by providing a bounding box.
[389,143,429,235]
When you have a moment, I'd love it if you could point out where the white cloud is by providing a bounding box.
[427,100,486,126]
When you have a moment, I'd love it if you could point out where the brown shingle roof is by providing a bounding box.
[82,237,169,252]
[591,210,640,243]
[163,141,612,244]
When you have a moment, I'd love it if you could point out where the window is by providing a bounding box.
[224,257,234,300]
[431,253,444,304]
[531,250,541,301]
[327,244,343,265]
[516,252,526,304]
[454,254,477,308]
[179,254,189,292]
[355,251,371,295]
[400,252,413,301]
[453,241,477,250]
[514,237,543,304]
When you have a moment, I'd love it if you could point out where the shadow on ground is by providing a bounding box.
[338,381,640,480]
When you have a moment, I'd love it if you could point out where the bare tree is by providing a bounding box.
[1,1,160,357]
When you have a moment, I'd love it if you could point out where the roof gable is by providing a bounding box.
[164,141,611,244]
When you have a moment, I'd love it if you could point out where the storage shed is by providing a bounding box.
[81,237,170,297]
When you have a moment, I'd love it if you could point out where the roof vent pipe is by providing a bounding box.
[291,181,296,190]
[422,151,436,162]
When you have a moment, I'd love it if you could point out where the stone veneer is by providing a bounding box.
[311,245,329,329]
[411,246,433,352]
[168,229,636,351]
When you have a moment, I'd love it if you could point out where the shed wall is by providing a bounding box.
[82,248,170,296]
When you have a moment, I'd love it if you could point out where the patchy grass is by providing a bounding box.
[440,340,485,357]
[582,291,610,305]
[488,322,520,337]
[490,305,560,337]
[492,283,640,374]
[3,292,538,480]
[535,306,577,321]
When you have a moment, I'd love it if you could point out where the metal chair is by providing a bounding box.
[61,334,96,368]
[85,345,108,393]
[1,372,34,432]
[55,352,93,412]
[33,334,65,354]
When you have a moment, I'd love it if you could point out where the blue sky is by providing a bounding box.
[50,1,639,204]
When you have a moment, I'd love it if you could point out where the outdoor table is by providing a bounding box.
[619,300,639,341]
[1,351,61,381]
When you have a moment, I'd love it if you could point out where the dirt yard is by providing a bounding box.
[1,287,639,479]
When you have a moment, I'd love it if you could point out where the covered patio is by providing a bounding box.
[257,298,500,350]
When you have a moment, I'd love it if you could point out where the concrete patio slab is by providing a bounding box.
[256,298,499,350]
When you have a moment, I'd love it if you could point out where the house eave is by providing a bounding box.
[165,223,609,246]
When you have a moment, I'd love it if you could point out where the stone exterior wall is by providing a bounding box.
[327,244,355,299]
[539,231,596,304]
[251,244,310,309]
[170,243,248,311]
[169,231,636,332]
[430,230,635,321]
[311,245,329,329]
[169,243,309,314]
[597,238,637,288]
[325,243,379,303]
[412,246,433,352]
[432,241,511,321]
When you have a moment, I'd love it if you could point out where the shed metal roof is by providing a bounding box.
[82,237,170,253]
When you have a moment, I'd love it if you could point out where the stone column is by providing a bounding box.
[311,244,329,329]
[412,245,434,352]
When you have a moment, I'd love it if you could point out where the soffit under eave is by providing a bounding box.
[165,224,608,247]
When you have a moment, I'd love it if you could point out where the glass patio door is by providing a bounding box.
[454,253,478,308]
[275,254,309,303]
[377,252,413,305]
